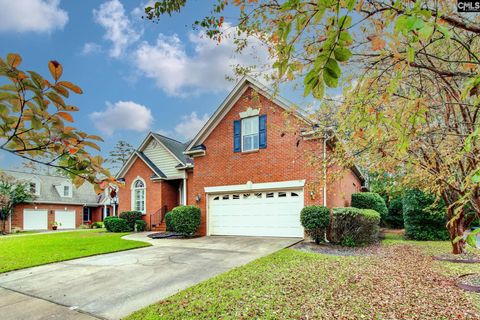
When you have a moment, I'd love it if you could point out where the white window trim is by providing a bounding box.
[131,176,146,214]
[204,180,305,194]
[59,182,72,198]
[241,116,259,152]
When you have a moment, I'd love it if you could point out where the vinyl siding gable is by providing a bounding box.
[143,139,184,179]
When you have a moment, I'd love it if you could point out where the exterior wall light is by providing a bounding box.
[195,194,201,204]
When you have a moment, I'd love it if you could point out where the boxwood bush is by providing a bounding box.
[403,189,449,240]
[351,192,388,222]
[104,217,130,233]
[300,205,330,244]
[135,219,147,232]
[171,205,201,236]
[330,207,380,246]
[165,211,174,232]
[119,211,143,231]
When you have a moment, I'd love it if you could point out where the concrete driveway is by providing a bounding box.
[0,234,299,320]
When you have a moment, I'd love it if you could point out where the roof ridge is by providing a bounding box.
[1,169,70,179]
[152,132,185,144]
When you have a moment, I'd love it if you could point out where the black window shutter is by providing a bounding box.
[259,115,267,149]
[233,120,241,152]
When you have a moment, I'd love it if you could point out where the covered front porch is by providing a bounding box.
[148,178,187,231]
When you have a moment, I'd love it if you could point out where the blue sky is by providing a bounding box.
[0,0,321,170]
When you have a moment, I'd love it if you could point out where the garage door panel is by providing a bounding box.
[209,189,304,238]
[23,210,48,230]
[55,211,76,229]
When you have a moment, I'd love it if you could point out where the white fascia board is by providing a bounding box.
[185,75,312,152]
[204,179,305,194]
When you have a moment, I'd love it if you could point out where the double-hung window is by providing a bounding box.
[132,179,146,213]
[241,116,259,151]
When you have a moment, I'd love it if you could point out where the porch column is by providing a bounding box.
[182,177,187,205]
[103,204,107,219]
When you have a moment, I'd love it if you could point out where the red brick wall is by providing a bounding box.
[11,203,85,231]
[187,87,361,235]
[327,166,362,208]
[117,157,163,227]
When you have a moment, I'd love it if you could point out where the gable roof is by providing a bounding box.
[136,151,167,179]
[151,133,189,165]
[116,132,193,179]
[184,75,312,154]
[2,170,102,205]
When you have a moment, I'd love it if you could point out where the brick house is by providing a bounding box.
[4,170,114,232]
[117,76,365,237]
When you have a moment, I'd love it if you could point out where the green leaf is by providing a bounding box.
[346,0,355,11]
[323,70,339,88]
[338,15,352,29]
[407,47,415,62]
[334,47,352,62]
[466,234,477,248]
[338,31,353,46]
[418,24,434,40]
[472,170,480,183]
[325,58,341,78]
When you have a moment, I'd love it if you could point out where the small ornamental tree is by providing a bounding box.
[0,173,33,233]
[0,53,117,194]
[300,205,330,244]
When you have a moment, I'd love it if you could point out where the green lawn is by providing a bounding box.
[0,229,150,273]
[127,234,480,320]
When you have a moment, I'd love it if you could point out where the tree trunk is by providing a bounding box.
[447,212,466,254]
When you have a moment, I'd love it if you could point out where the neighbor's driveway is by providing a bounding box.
[0,234,299,320]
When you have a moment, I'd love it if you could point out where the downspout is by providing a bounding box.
[323,132,334,207]
[183,175,187,205]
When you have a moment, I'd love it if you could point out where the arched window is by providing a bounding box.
[131,178,146,213]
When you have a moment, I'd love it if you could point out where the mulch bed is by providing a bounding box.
[292,241,382,256]
[147,232,185,239]
[457,274,480,292]
[434,253,480,264]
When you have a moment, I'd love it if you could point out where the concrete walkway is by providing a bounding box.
[0,234,299,320]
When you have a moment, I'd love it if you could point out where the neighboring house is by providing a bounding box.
[117,76,365,237]
[4,170,114,232]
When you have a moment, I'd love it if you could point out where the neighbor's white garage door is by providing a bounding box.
[208,190,304,237]
[55,210,76,229]
[23,209,48,230]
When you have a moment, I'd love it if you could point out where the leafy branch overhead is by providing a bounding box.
[0,53,116,194]
[144,1,480,255]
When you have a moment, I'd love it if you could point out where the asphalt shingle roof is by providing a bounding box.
[151,133,193,166]
[2,170,103,205]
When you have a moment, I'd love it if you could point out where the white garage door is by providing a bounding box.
[55,210,76,229]
[23,209,48,230]
[208,190,304,237]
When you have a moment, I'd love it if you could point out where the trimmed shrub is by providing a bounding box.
[171,205,201,237]
[104,217,130,233]
[92,221,104,229]
[300,205,330,244]
[351,192,388,222]
[119,211,143,231]
[403,189,449,241]
[135,219,147,232]
[385,196,404,228]
[330,207,381,246]
[165,211,174,232]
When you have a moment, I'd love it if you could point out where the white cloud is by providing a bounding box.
[93,0,142,57]
[174,112,209,140]
[0,0,68,33]
[133,24,273,96]
[90,101,153,135]
[81,42,102,55]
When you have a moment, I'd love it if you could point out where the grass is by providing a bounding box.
[0,229,150,273]
[126,233,480,320]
